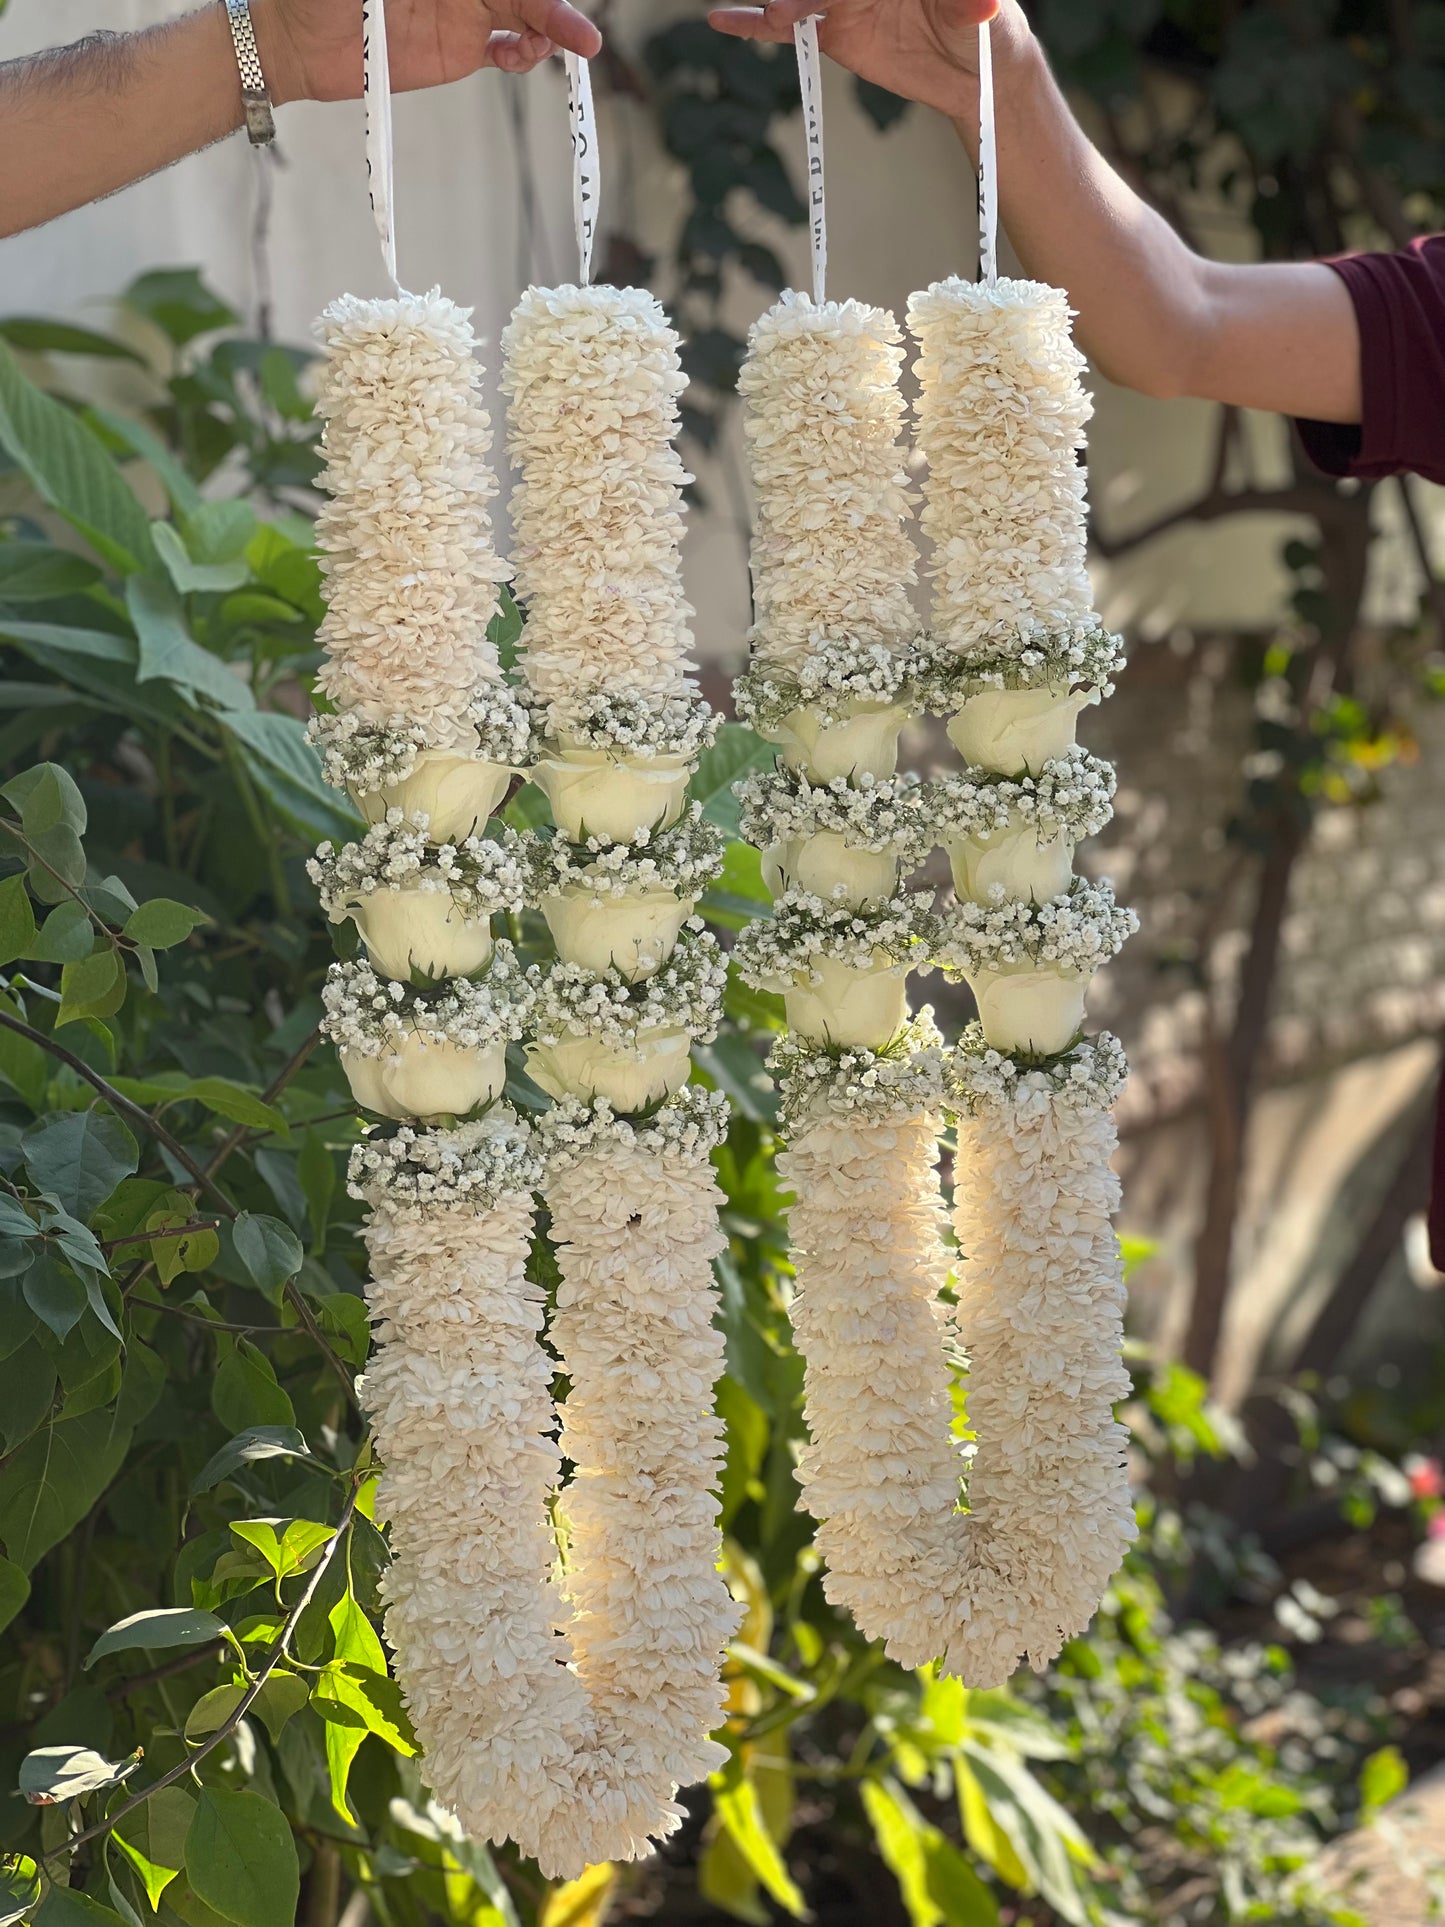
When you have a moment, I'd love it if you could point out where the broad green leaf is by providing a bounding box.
[862,1779,998,1927]
[249,1669,310,1744]
[0,1338,59,1452]
[152,522,250,597]
[691,723,775,836]
[329,1590,386,1673]
[230,1212,303,1301]
[4,760,86,834]
[23,1253,88,1340]
[296,1129,335,1255]
[0,316,145,362]
[107,1073,284,1134]
[212,1340,296,1433]
[190,1425,319,1497]
[86,405,203,519]
[122,898,208,949]
[538,1865,616,1927]
[186,500,258,565]
[0,342,154,572]
[224,709,357,840]
[57,946,127,1026]
[33,1890,127,1925]
[710,1753,806,1919]
[0,541,103,601]
[86,1607,227,1669]
[0,1855,39,1925]
[137,1209,218,1287]
[33,900,95,964]
[125,574,253,712]
[184,1785,300,1927]
[184,1684,247,1740]
[1359,1744,1408,1817]
[20,1743,138,1804]
[125,269,238,347]
[23,1111,139,1219]
[230,1517,332,1582]
[0,874,38,967]
[0,618,137,667]
[114,1786,196,1911]
[310,1672,367,1823]
[0,1553,30,1634]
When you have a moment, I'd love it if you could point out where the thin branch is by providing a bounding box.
[1397,473,1445,637]
[49,1483,361,1867]
[98,1219,220,1254]
[199,1028,320,1184]
[0,1008,234,1213]
[1091,480,1338,562]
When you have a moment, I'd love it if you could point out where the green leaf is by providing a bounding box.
[184,1785,300,1927]
[0,541,103,601]
[0,316,145,362]
[296,1130,335,1255]
[190,1425,320,1497]
[230,1212,303,1302]
[1359,1743,1408,1817]
[122,898,209,949]
[0,343,153,572]
[0,873,37,966]
[329,1590,386,1673]
[24,1111,139,1219]
[85,404,203,519]
[125,269,238,347]
[32,900,95,965]
[212,1340,296,1433]
[86,1607,226,1669]
[23,1253,88,1340]
[691,723,775,836]
[0,1855,39,1926]
[184,1684,247,1740]
[310,1672,368,1824]
[114,1786,196,1911]
[710,1752,807,1919]
[0,1339,59,1453]
[0,1552,31,1634]
[186,501,258,565]
[0,1408,131,1571]
[487,583,524,667]
[4,760,86,834]
[20,1743,139,1804]
[224,709,356,840]
[230,1517,332,1583]
[249,1669,310,1744]
[108,1073,283,1133]
[152,522,251,596]
[125,574,253,712]
[33,1889,128,1925]
[57,946,127,1027]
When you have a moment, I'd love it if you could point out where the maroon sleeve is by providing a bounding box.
[1295,236,1445,488]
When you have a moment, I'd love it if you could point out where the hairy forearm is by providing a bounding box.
[962,22,1361,424]
[0,6,288,240]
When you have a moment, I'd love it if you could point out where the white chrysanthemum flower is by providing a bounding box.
[739,293,918,674]
[313,290,513,745]
[502,285,697,709]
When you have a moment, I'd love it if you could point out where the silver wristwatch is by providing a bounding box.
[223,0,277,147]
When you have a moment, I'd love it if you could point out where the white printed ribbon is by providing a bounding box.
[565,51,600,285]
[362,0,399,291]
[977,17,998,284]
[793,16,827,305]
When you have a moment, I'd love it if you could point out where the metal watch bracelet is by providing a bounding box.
[223,0,277,147]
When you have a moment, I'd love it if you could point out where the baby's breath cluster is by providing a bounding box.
[738,767,931,859]
[947,1025,1128,1115]
[734,640,913,734]
[734,889,931,989]
[769,1012,945,1135]
[347,1109,543,1212]
[308,817,528,922]
[530,689,719,761]
[540,1085,731,1169]
[930,751,1116,846]
[530,930,725,1050]
[937,878,1136,979]
[320,950,529,1057]
[524,810,724,902]
[913,626,1124,704]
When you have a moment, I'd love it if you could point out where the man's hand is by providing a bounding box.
[708,0,1002,122]
[256,0,603,106]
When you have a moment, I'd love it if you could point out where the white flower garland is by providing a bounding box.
[308,688,532,795]
[733,889,932,987]
[529,929,726,1052]
[929,751,1116,848]
[313,291,514,749]
[737,292,917,674]
[733,639,913,734]
[308,817,528,923]
[529,689,719,761]
[502,285,697,712]
[737,767,930,859]
[523,809,725,903]
[936,878,1137,978]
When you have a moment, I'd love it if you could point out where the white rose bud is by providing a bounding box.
[943,824,1076,906]
[541,889,694,983]
[768,700,909,784]
[946,685,1098,776]
[763,832,902,909]
[784,956,911,1051]
[346,888,494,984]
[968,964,1090,1057]
[382,1037,508,1122]
[526,1027,693,1113]
[532,743,693,843]
[338,1049,393,1118]
[352,752,513,843]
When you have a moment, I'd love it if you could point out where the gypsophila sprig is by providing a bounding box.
[734,640,914,733]
[524,808,725,901]
[530,928,726,1048]
[738,767,932,859]
[307,817,528,921]
[307,710,430,794]
[931,750,1116,846]
[532,689,719,760]
[770,1011,946,1134]
[947,1024,1128,1115]
[937,878,1136,979]
[321,947,530,1057]
[734,889,933,989]
[348,1108,543,1212]
[540,1085,731,1169]
[913,626,1125,705]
